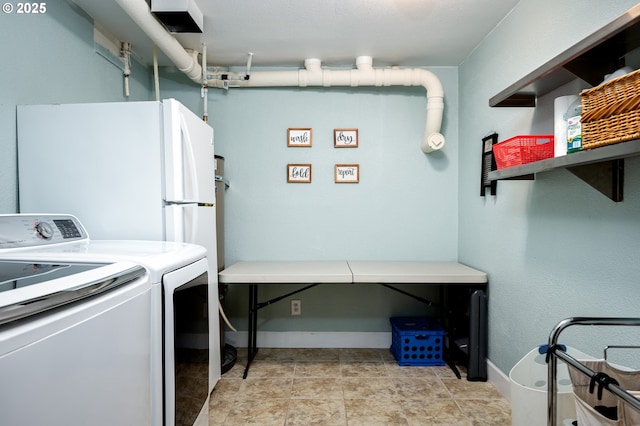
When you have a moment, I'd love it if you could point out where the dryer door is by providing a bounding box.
[162,258,209,426]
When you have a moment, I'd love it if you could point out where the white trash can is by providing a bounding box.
[510,346,591,426]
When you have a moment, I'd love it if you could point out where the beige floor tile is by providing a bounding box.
[221,398,289,426]
[238,377,293,399]
[339,348,387,362]
[208,397,234,426]
[385,362,439,378]
[440,378,504,399]
[253,347,299,362]
[341,361,389,378]
[342,377,403,400]
[344,398,411,425]
[295,360,342,377]
[220,359,248,380]
[292,347,341,361]
[402,398,472,426]
[381,349,397,362]
[285,399,347,425]
[291,377,343,399]
[393,377,451,400]
[455,399,512,426]
[243,359,295,378]
[431,364,464,379]
[210,378,243,400]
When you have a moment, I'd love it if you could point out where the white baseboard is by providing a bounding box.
[226,330,511,400]
[226,331,392,348]
[488,359,511,401]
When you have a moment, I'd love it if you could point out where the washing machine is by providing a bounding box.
[0,214,212,426]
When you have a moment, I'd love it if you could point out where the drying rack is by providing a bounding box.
[546,317,640,426]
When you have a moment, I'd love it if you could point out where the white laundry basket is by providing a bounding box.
[510,346,592,426]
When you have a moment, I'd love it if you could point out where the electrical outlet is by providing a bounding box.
[291,299,301,316]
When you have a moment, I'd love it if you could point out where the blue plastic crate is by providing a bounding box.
[390,317,446,366]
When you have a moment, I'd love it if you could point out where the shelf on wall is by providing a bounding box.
[487,5,640,201]
[489,5,640,107]
[487,140,640,202]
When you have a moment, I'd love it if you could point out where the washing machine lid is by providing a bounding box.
[0,260,145,326]
[0,260,107,291]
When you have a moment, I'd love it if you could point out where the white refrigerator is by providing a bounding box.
[17,99,221,391]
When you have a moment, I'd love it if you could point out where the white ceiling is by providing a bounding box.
[72,0,520,69]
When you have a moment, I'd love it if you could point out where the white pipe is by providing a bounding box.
[121,42,132,97]
[115,0,202,83]
[153,44,160,101]
[202,44,208,122]
[202,44,207,87]
[116,0,445,153]
[245,52,254,79]
[219,301,236,332]
[208,58,445,153]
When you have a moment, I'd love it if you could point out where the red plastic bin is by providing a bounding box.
[493,135,554,170]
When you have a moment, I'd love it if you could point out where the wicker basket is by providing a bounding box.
[580,68,640,149]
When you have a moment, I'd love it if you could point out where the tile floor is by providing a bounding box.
[208,348,511,425]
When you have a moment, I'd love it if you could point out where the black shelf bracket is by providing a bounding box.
[480,133,498,196]
[567,159,625,202]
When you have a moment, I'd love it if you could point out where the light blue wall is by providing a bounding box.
[0,1,151,213]
[459,0,640,374]
[160,67,460,330]
[213,81,459,264]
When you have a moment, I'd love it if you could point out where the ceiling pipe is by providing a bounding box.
[115,0,445,153]
[209,58,445,153]
[115,0,202,82]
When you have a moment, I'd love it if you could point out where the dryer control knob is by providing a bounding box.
[35,221,54,240]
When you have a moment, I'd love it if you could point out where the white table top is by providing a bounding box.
[218,261,353,283]
[348,261,487,283]
[219,261,487,284]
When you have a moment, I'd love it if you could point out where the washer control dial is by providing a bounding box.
[35,221,54,240]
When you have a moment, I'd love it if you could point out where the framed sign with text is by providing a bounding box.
[287,164,312,183]
[334,128,358,148]
[288,128,312,147]
[335,164,359,183]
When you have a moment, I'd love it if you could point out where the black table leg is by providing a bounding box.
[440,284,461,379]
[445,356,462,379]
[243,284,259,379]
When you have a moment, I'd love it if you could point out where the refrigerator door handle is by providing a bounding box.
[189,207,198,244]
[165,204,185,243]
[165,200,213,206]
[165,204,197,243]
[180,114,201,205]
[165,203,213,244]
